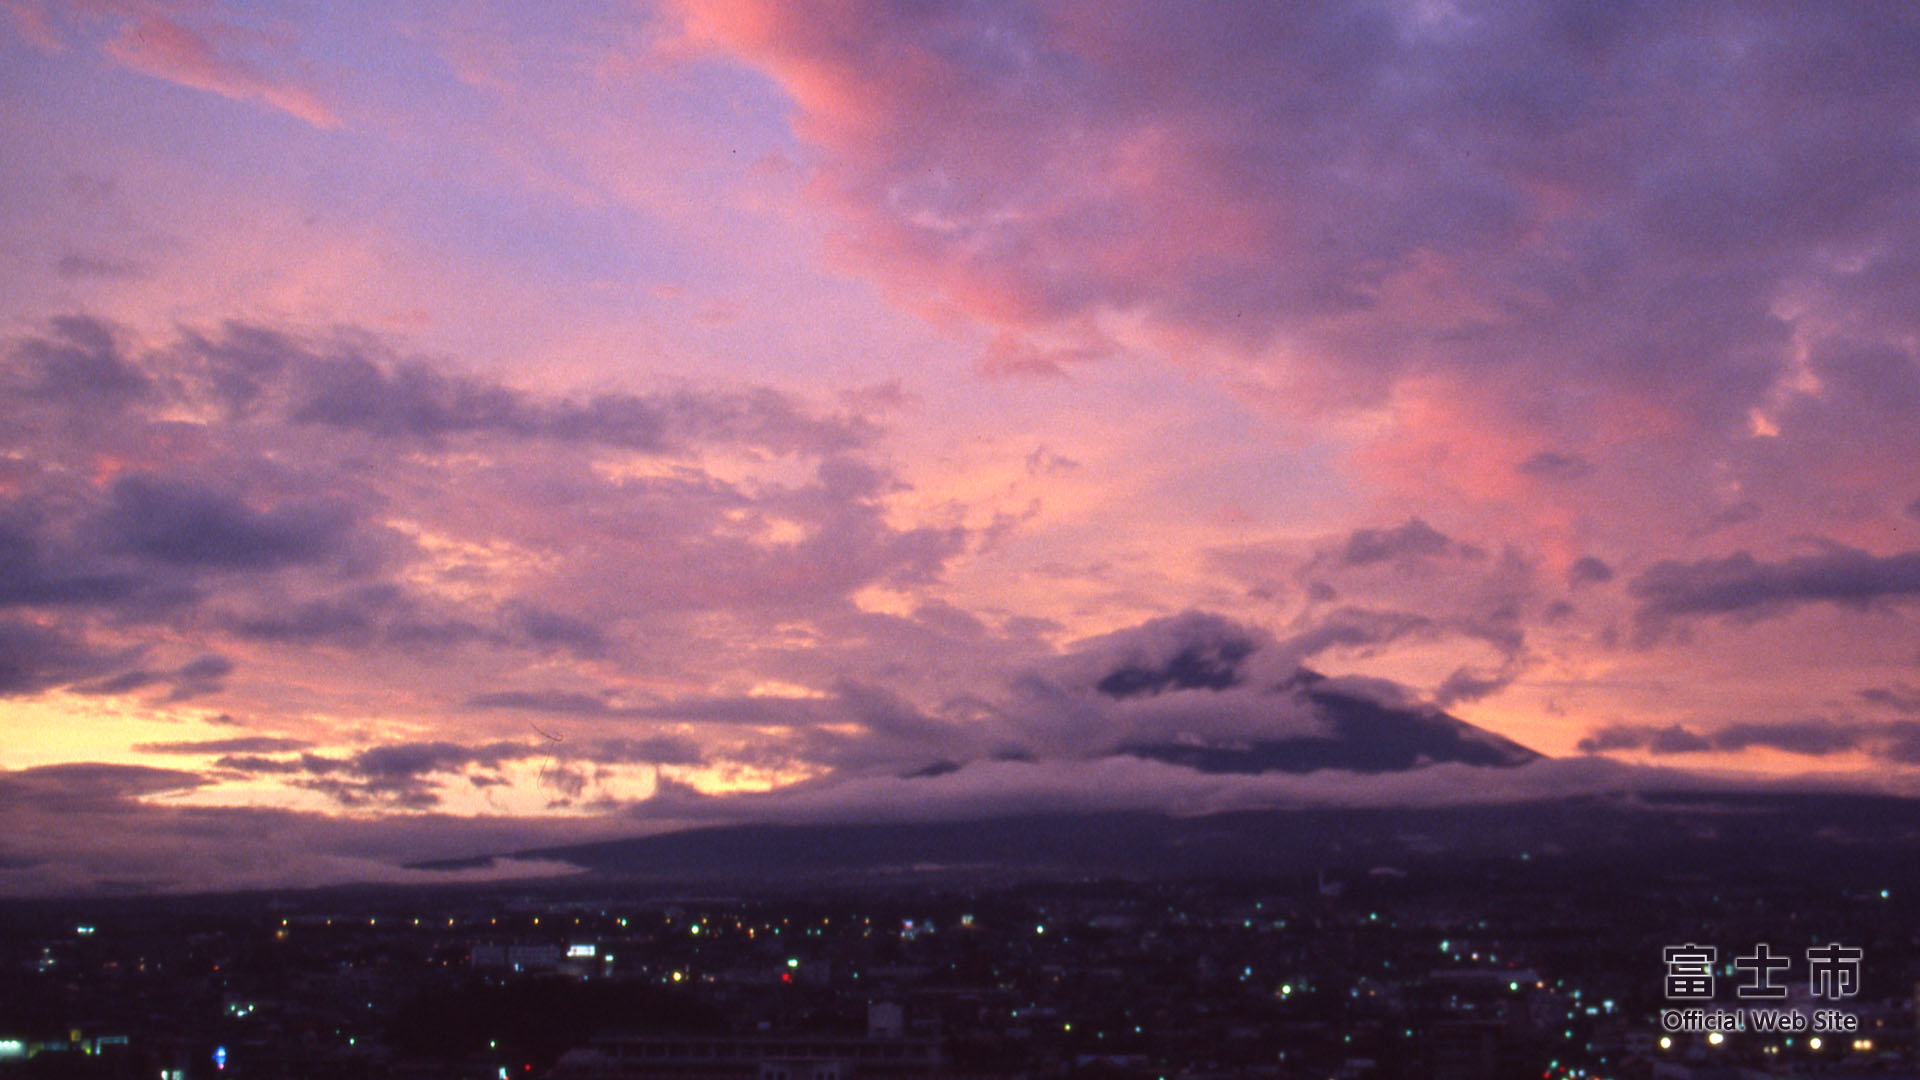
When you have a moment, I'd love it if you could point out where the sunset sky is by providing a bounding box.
[5,0,1920,893]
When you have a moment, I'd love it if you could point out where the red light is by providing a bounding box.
[781,972,791,983]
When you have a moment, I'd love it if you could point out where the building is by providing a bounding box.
[546,1034,947,1079]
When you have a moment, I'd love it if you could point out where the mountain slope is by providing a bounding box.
[1112,669,1541,774]
[423,792,1920,885]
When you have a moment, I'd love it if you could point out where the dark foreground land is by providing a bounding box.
[5,792,1920,1079]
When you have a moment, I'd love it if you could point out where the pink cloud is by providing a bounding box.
[669,1,1920,499]
[103,11,336,127]
[3,0,63,51]
[50,1,340,128]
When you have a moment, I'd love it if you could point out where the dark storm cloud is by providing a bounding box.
[1806,340,1920,423]
[381,616,492,650]
[292,353,583,440]
[1693,500,1763,538]
[1271,607,1437,664]
[1340,519,1462,566]
[223,585,494,651]
[473,682,957,743]
[1879,724,1920,765]
[227,741,528,780]
[10,314,151,409]
[177,653,232,681]
[1209,523,1537,704]
[0,762,209,813]
[0,315,952,699]
[1271,525,1535,682]
[292,776,444,810]
[468,689,628,716]
[1577,723,1712,755]
[1432,663,1522,708]
[621,690,951,742]
[8,316,875,457]
[137,736,314,755]
[1574,725,1643,754]
[0,619,130,696]
[211,754,314,774]
[1516,451,1593,480]
[1712,721,1861,757]
[207,734,710,811]
[1860,684,1920,714]
[1220,523,1543,699]
[350,740,530,778]
[3,316,958,645]
[1567,556,1614,588]
[54,253,147,281]
[1654,726,1722,755]
[0,518,142,608]
[289,350,868,454]
[504,602,608,657]
[581,736,706,766]
[98,474,354,571]
[470,680,966,778]
[212,740,552,809]
[829,679,956,742]
[75,653,233,701]
[1581,719,1896,759]
[174,321,295,418]
[1630,546,1920,621]
[223,587,609,658]
[81,669,165,698]
[224,589,390,646]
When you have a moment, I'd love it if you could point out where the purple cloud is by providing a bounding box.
[100,475,354,571]
[1631,546,1920,621]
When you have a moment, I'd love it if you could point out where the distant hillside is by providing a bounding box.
[417,791,1920,888]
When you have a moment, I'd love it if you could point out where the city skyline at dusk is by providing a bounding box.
[5,0,1920,893]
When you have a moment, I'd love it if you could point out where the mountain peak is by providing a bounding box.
[1115,668,1541,775]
